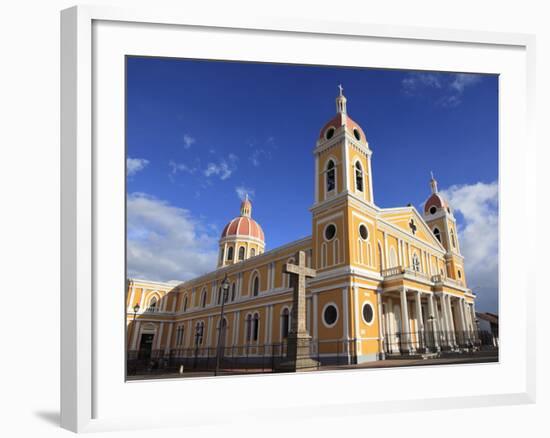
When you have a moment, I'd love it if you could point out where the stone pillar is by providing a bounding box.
[400,288,411,353]
[445,295,457,348]
[386,297,394,353]
[427,294,440,351]
[438,294,450,348]
[415,291,425,351]
[376,289,385,360]
[164,323,173,355]
[131,320,141,350]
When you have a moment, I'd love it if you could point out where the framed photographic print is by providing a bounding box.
[61,5,536,433]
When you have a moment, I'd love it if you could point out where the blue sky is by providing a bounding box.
[126,56,499,312]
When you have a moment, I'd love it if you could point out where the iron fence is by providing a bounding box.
[127,329,497,376]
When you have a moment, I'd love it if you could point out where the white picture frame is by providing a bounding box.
[60,5,536,433]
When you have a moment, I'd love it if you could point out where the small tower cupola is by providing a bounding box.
[240,194,252,217]
[336,84,347,115]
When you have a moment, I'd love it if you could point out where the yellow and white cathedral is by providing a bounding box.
[127,88,478,368]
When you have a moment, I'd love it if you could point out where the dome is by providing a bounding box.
[318,85,368,145]
[318,113,367,144]
[221,216,265,241]
[424,193,449,214]
[424,173,451,214]
[220,197,265,242]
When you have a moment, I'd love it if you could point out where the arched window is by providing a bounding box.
[195,322,204,345]
[245,314,252,342]
[183,295,188,312]
[281,308,290,339]
[326,160,336,193]
[227,246,234,261]
[355,161,364,192]
[252,313,260,341]
[176,325,185,346]
[250,248,256,257]
[220,247,225,263]
[200,289,207,308]
[238,246,245,261]
[433,227,441,242]
[148,296,158,312]
[253,275,259,296]
[217,287,222,305]
[231,283,236,302]
[412,253,421,271]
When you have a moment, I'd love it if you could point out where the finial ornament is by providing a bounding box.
[430,171,438,194]
[338,84,344,96]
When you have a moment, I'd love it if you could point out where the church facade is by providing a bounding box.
[126,88,479,369]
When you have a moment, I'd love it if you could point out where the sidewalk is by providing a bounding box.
[127,350,498,381]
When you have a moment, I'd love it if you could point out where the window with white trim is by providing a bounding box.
[355,161,364,192]
[326,160,336,194]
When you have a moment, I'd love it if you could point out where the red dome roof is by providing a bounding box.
[318,113,367,143]
[424,193,449,213]
[221,216,265,241]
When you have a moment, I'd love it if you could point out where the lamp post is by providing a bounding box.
[427,315,435,351]
[132,304,140,358]
[215,274,231,376]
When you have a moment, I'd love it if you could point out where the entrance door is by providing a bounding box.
[138,333,154,360]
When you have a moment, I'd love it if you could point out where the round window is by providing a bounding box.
[362,302,374,324]
[323,304,338,326]
[353,128,361,141]
[359,224,368,240]
[324,224,336,240]
[429,206,437,215]
[325,127,335,140]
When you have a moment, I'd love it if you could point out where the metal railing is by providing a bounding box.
[127,330,497,376]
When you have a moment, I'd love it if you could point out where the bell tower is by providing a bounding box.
[311,86,376,272]
[423,173,466,283]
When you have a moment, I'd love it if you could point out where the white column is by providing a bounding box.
[264,306,271,344]
[233,311,240,345]
[367,153,374,203]
[376,289,385,359]
[427,294,439,350]
[415,291,424,349]
[438,294,450,347]
[445,295,457,347]
[353,285,360,342]
[131,321,141,350]
[206,316,213,347]
[313,293,318,341]
[342,288,349,341]
[164,323,173,354]
[386,298,394,352]
[155,323,164,350]
[400,288,411,352]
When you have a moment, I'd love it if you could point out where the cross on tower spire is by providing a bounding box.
[335,84,347,115]
[430,171,439,194]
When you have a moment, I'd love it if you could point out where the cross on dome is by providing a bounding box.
[338,84,344,96]
[430,171,439,194]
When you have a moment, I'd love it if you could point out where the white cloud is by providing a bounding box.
[126,157,149,177]
[204,154,238,180]
[402,72,483,107]
[440,181,498,312]
[183,134,196,149]
[235,185,255,201]
[402,73,442,94]
[127,192,218,282]
[450,73,482,93]
[169,160,197,175]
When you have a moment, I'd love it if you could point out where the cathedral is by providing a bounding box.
[126,87,478,370]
